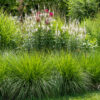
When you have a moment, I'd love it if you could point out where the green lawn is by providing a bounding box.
[41,91,100,100]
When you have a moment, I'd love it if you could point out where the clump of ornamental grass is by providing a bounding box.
[0,53,9,99]
[79,51,100,86]
[52,53,91,95]
[0,51,100,99]
[46,52,91,95]
[0,53,60,100]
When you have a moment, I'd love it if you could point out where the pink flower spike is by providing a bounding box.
[44,9,49,13]
[45,19,50,25]
[36,11,41,15]
[36,16,41,22]
[49,12,54,17]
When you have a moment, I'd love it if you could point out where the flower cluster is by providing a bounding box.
[23,9,55,35]
[35,9,54,25]
[23,9,87,38]
[21,9,98,50]
[61,19,86,39]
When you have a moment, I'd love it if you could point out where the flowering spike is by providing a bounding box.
[44,9,49,13]
[36,11,41,16]
[49,12,54,17]
[45,19,50,25]
[36,16,41,22]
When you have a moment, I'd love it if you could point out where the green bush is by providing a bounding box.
[23,28,69,51]
[23,28,55,51]
[68,0,98,20]
[96,0,100,7]
[0,0,16,6]
[83,13,100,47]
[0,12,21,49]
[67,36,82,51]
[24,0,68,16]
[0,0,18,15]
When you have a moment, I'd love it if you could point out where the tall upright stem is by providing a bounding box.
[18,0,24,22]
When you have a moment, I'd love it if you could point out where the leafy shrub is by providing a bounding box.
[83,13,100,47]
[96,0,100,7]
[0,12,21,49]
[0,0,18,15]
[68,0,98,20]
[23,28,55,51]
[21,0,68,17]
[0,0,16,6]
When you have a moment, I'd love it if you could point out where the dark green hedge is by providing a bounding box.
[0,0,100,19]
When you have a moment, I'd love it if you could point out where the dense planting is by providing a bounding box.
[0,10,99,51]
[0,0,100,100]
[68,0,98,20]
[0,12,21,49]
[0,51,100,99]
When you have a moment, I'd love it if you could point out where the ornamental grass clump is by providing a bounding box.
[0,51,100,99]
[53,53,91,95]
[0,53,59,100]
[79,52,100,86]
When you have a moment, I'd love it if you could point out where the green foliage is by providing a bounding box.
[0,51,100,99]
[0,0,18,15]
[0,0,16,5]
[0,12,21,49]
[0,0,99,18]
[67,36,82,51]
[23,29,69,51]
[22,16,70,51]
[25,28,55,50]
[83,13,100,47]
[26,91,100,100]
[79,52,100,84]
[0,0,69,17]
[53,53,91,94]
[96,0,100,7]
[68,0,98,20]
[0,52,60,99]
[24,0,68,14]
